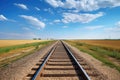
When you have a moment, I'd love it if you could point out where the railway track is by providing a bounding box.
[24,41,90,80]
[23,41,106,80]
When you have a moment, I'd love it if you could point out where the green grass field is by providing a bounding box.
[0,40,54,67]
[66,40,120,72]
[0,41,51,54]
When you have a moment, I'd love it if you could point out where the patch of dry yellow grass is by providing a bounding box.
[0,46,35,61]
[72,40,120,50]
[0,40,47,47]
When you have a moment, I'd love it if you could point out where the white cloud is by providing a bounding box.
[85,26,104,30]
[116,21,120,27]
[20,15,45,29]
[62,12,104,23]
[53,19,61,23]
[49,22,53,25]
[14,3,28,10]
[0,15,8,21]
[35,7,40,11]
[103,21,120,39]
[0,32,37,39]
[105,21,120,32]
[46,0,120,12]
[22,27,31,31]
[45,0,63,7]
[0,14,16,22]
[63,26,68,28]
[44,8,54,14]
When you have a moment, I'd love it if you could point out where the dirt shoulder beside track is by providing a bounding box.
[0,42,56,80]
[66,42,120,80]
[0,41,119,80]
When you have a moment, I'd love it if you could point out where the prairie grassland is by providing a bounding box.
[0,40,53,67]
[66,40,120,72]
[72,40,120,51]
[0,40,47,47]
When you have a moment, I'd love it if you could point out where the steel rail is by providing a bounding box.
[62,41,91,80]
[31,46,56,80]
[31,41,91,80]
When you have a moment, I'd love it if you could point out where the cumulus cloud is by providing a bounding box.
[62,12,104,23]
[20,15,45,29]
[85,26,104,30]
[22,27,31,31]
[0,15,8,21]
[0,32,37,39]
[0,14,16,22]
[63,26,68,28]
[14,3,28,10]
[35,7,40,11]
[53,19,61,23]
[45,0,63,7]
[46,0,120,12]
[105,21,120,32]
[44,8,54,14]
[116,21,120,27]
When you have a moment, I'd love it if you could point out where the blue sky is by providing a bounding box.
[0,0,120,39]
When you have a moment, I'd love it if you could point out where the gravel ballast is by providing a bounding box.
[0,42,56,80]
[66,42,120,80]
[0,41,120,80]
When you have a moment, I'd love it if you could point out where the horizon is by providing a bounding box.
[0,0,120,39]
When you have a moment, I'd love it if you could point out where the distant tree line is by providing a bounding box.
[33,38,55,40]
[33,38,41,40]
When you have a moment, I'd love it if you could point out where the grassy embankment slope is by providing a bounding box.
[0,40,54,67]
[66,40,120,72]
